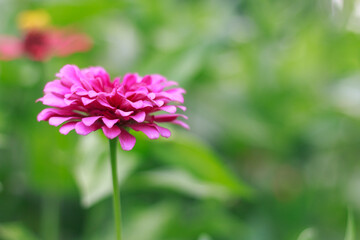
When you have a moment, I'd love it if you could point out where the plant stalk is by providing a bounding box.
[109,138,122,240]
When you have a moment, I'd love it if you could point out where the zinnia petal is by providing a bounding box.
[75,121,99,135]
[129,124,160,139]
[152,124,171,138]
[49,116,74,126]
[82,116,101,126]
[130,111,146,123]
[171,120,190,130]
[102,125,121,139]
[59,122,77,135]
[153,114,188,122]
[118,130,136,151]
[157,105,177,113]
[102,118,119,128]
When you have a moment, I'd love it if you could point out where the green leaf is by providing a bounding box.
[149,131,253,199]
[198,233,213,240]
[297,228,317,240]
[124,202,176,240]
[137,168,237,201]
[0,223,38,240]
[74,133,139,207]
[345,209,355,240]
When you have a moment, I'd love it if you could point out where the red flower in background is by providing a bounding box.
[0,10,92,61]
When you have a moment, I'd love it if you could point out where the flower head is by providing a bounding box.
[37,65,188,150]
[0,10,92,61]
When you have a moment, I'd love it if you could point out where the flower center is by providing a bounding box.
[23,30,50,61]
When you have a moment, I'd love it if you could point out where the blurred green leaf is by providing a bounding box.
[124,202,176,240]
[150,131,253,199]
[0,223,38,240]
[297,228,317,240]
[198,233,213,240]
[75,133,139,207]
[136,168,236,201]
[345,209,355,240]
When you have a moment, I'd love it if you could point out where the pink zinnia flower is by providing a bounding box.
[37,65,188,150]
[0,28,92,61]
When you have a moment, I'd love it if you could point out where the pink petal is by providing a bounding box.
[177,105,187,111]
[37,108,67,121]
[115,109,133,117]
[148,93,156,100]
[102,125,121,139]
[82,116,101,126]
[64,98,76,106]
[97,96,115,109]
[153,114,188,122]
[44,80,68,94]
[142,75,152,85]
[127,100,144,109]
[153,124,171,138]
[0,36,23,61]
[81,97,96,106]
[58,64,82,87]
[171,120,190,130]
[102,118,119,128]
[165,88,185,103]
[88,90,98,98]
[163,80,178,88]
[49,116,74,126]
[129,124,160,139]
[158,105,177,113]
[59,122,77,135]
[123,73,139,87]
[75,121,99,135]
[51,30,92,57]
[130,111,146,123]
[154,100,164,107]
[118,130,136,151]
[125,88,148,98]
[42,93,67,107]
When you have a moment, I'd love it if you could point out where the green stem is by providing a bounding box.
[37,61,60,240]
[41,195,59,240]
[109,138,122,240]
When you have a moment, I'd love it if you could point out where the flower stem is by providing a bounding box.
[41,195,59,240]
[109,138,122,240]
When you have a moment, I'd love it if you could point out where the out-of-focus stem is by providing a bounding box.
[41,195,59,240]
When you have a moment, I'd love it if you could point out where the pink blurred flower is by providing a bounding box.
[0,28,92,61]
[37,65,188,150]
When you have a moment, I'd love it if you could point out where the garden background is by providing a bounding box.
[1,0,360,239]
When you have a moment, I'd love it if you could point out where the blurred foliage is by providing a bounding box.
[345,209,355,240]
[1,0,360,239]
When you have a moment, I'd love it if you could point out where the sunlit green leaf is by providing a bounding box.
[297,228,317,240]
[345,209,355,240]
[0,223,38,240]
[198,233,213,240]
[124,202,176,240]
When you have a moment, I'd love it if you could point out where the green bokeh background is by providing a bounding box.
[1,0,360,239]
